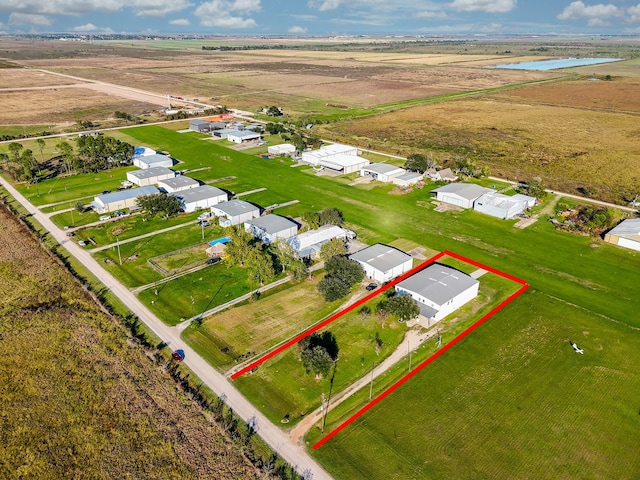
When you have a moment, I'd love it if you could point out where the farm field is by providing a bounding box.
[0,201,259,479]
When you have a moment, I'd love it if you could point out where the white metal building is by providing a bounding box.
[301,144,358,166]
[91,186,159,214]
[175,185,228,213]
[432,183,493,209]
[158,176,200,193]
[287,225,347,258]
[360,163,406,183]
[126,166,175,187]
[227,131,262,144]
[244,214,298,243]
[211,199,261,227]
[133,153,174,170]
[190,119,212,132]
[474,192,536,219]
[392,172,424,188]
[395,264,479,322]
[349,244,413,283]
[604,218,640,252]
[268,144,296,156]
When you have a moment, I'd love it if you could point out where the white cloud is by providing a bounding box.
[628,4,640,23]
[0,0,191,17]
[169,18,191,25]
[73,23,115,32]
[312,0,341,11]
[288,25,307,34]
[415,10,448,19]
[195,0,261,28]
[557,1,621,24]
[133,0,194,16]
[8,12,51,26]
[449,0,516,13]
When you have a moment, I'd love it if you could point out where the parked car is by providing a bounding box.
[101,190,110,195]
[99,215,111,221]
[197,220,211,227]
[365,283,378,292]
[78,240,87,247]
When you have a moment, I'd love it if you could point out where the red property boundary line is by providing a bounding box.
[312,251,529,450]
[230,251,446,380]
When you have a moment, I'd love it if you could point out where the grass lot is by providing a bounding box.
[308,292,640,480]
[152,243,209,273]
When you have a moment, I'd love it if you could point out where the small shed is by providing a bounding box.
[175,185,228,213]
[245,214,298,243]
[360,163,406,183]
[432,183,493,209]
[349,244,413,283]
[604,218,640,252]
[133,153,174,170]
[126,166,175,187]
[392,172,423,188]
[211,199,261,227]
[158,175,200,193]
[91,186,159,214]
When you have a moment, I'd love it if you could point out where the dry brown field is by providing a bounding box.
[0,68,80,88]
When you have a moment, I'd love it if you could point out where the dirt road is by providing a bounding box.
[0,176,333,480]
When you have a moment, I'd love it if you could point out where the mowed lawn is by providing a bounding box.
[308,292,640,479]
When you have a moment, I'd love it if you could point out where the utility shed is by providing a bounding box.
[349,243,413,283]
[126,166,175,187]
[604,218,640,252]
[432,183,493,209]
[211,199,261,227]
[190,119,212,132]
[287,225,346,259]
[360,163,406,182]
[175,185,227,213]
[392,172,423,188]
[268,144,296,156]
[395,264,479,322]
[245,214,298,243]
[158,176,200,193]
[91,186,159,214]
[133,153,174,169]
[474,192,535,219]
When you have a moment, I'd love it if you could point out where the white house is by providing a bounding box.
[244,214,298,243]
[395,264,479,322]
[432,183,493,209]
[227,131,261,144]
[175,185,228,213]
[91,186,159,214]
[133,153,174,170]
[604,218,640,252]
[427,168,458,182]
[349,244,413,283]
[287,225,347,259]
[268,144,296,156]
[211,199,261,227]
[392,172,424,188]
[126,166,175,187]
[158,175,200,194]
[474,192,536,219]
[360,163,406,183]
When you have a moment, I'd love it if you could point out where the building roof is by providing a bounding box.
[134,146,156,157]
[137,154,173,165]
[175,185,227,203]
[475,192,528,210]
[228,131,261,139]
[213,199,260,217]
[397,264,479,306]
[362,163,405,175]
[607,218,640,236]
[321,154,369,170]
[288,225,346,252]
[190,119,209,125]
[394,172,423,182]
[128,166,174,180]
[319,143,357,155]
[158,176,199,190]
[437,167,457,180]
[432,183,492,201]
[246,214,297,234]
[96,185,159,204]
[350,243,412,273]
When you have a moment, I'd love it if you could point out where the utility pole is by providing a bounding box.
[116,234,122,266]
[201,220,205,240]
[369,361,375,401]
[70,202,75,227]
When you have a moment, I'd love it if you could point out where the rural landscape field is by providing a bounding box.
[1,34,639,480]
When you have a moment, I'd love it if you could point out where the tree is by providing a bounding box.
[246,249,275,286]
[266,105,283,117]
[317,275,350,302]
[319,238,346,261]
[136,192,181,217]
[289,260,309,282]
[301,211,320,229]
[265,122,286,135]
[271,239,296,273]
[387,294,420,322]
[299,331,339,377]
[405,153,428,173]
[318,207,344,226]
[522,178,547,199]
[325,255,364,286]
[56,140,75,175]
[7,142,23,166]
[36,138,45,166]
[223,226,255,267]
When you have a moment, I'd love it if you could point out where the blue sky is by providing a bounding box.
[1,0,639,35]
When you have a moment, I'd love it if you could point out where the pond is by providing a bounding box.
[492,57,622,71]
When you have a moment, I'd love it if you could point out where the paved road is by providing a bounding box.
[0,176,333,480]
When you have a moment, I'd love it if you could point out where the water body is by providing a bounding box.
[493,57,622,71]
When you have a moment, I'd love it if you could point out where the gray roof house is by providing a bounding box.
[395,263,479,321]
[174,185,228,213]
[158,175,200,193]
[244,214,298,243]
[211,199,261,227]
[349,244,413,283]
[360,163,406,183]
[126,166,175,187]
[432,183,493,209]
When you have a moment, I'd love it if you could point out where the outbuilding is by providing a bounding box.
[392,172,424,188]
[301,143,358,166]
[395,264,479,322]
[604,218,640,252]
[190,119,212,132]
[158,176,200,193]
[176,185,228,213]
[349,244,413,283]
[474,192,536,219]
[287,224,347,259]
[91,185,159,214]
[268,144,297,156]
[360,163,406,183]
[244,214,299,243]
[211,199,261,227]
[133,153,174,170]
[126,166,175,187]
[227,131,262,144]
[432,183,493,209]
